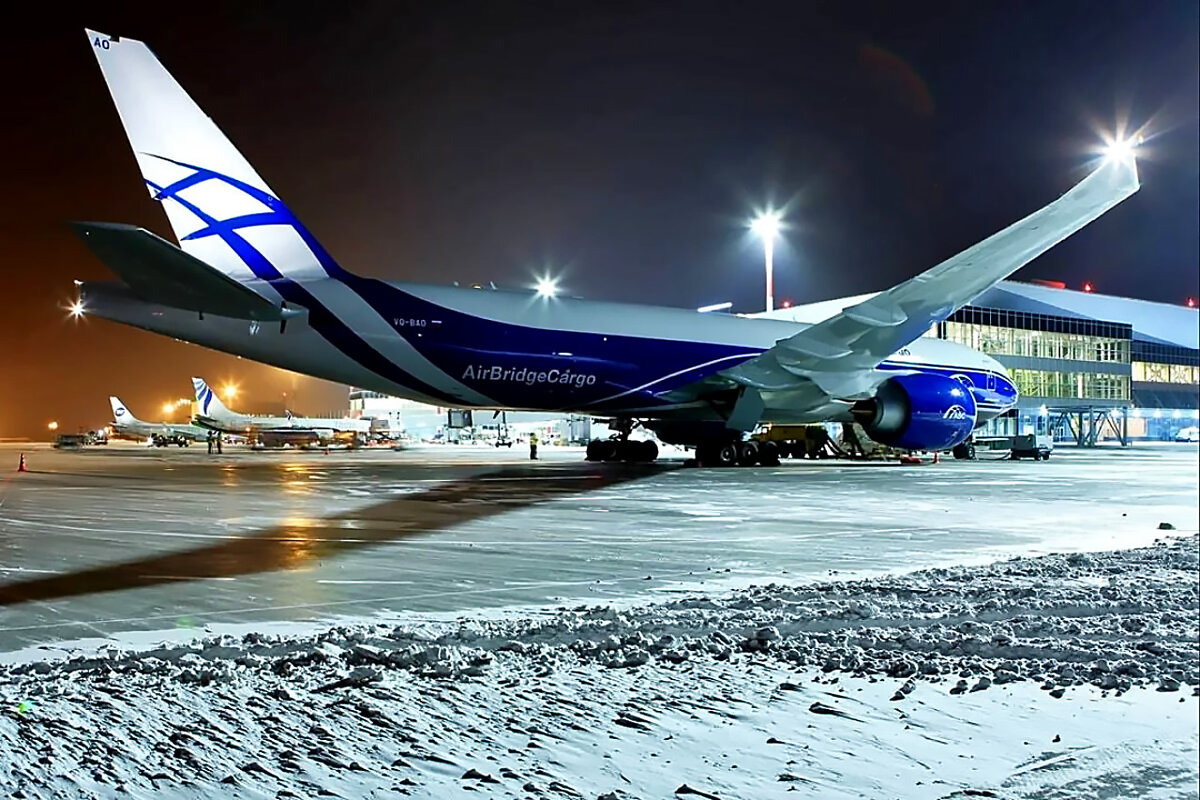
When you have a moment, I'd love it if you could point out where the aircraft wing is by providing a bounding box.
[71,222,304,322]
[724,153,1140,399]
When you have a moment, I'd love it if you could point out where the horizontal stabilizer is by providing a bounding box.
[71,222,302,321]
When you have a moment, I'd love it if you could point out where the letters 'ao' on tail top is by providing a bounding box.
[86,29,341,284]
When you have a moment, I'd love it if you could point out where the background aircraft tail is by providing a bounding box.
[192,378,235,421]
[109,396,136,423]
[86,29,343,284]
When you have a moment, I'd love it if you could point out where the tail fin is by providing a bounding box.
[110,396,136,423]
[192,377,233,419]
[86,29,341,283]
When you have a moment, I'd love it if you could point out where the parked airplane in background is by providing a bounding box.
[191,378,369,445]
[74,30,1140,466]
[109,396,208,447]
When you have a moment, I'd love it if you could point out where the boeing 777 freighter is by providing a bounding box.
[72,30,1140,466]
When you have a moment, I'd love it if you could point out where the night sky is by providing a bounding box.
[4,1,1197,438]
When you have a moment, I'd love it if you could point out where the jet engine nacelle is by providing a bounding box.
[855,373,977,451]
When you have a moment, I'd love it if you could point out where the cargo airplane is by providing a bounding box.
[109,396,208,447]
[191,377,369,445]
[73,30,1140,466]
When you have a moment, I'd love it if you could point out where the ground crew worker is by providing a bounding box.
[216,433,223,454]
[207,431,214,454]
[529,431,539,460]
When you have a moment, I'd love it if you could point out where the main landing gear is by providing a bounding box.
[694,438,780,468]
[585,418,659,463]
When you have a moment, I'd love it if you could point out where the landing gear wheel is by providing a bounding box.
[736,441,759,467]
[595,440,618,462]
[637,440,659,463]
[757,440,781,466]
[716,442,740,467]
[952,442,976,460]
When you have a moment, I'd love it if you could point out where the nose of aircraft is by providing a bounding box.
[978,352,1019,409]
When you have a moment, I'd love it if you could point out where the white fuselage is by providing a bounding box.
[87,278,1015,426]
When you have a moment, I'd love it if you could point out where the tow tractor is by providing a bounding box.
[955,416,1054,461]
[151,434,191,447]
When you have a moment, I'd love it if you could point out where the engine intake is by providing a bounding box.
[853,373,977,451]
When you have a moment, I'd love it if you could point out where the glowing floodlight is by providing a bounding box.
[749,210,782,241]
[535,276,559,298]
[1100,133,1142,163]
[67,300,86,319]
[222,383,239,402]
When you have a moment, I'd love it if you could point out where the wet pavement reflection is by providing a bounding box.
[0,459,667,608]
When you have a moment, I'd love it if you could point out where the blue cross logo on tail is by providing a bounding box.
[193,378,215,415]
[142,153,342,282]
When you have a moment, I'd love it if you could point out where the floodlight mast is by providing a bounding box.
[750,211,782,312]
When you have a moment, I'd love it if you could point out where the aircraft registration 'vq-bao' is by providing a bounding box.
[74,30,1141,465]
[191,377,369,443]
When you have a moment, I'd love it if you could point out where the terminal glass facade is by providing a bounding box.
[938,307,1133,407]
[943,321,1129,363]
[1131,361,1199,385]
[1009,369,1129,401]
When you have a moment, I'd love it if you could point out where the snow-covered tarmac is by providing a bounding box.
[0,442,1195,654]
[0,441,1196,798]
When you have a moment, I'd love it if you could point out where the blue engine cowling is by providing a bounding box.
[856,373,977,451]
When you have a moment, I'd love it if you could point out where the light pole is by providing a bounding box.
[749,211,782,312]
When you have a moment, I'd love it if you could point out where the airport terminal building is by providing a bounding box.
[936,281,1198,442]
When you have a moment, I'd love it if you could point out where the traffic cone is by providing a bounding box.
[17,453,28,472]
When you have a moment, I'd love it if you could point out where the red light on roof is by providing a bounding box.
[1030,279,1067,289]
[781,299,792,309]
[1082,282,1094,293]
[1188,297,1197,308]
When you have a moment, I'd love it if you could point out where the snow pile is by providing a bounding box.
[0,535,1195,798]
